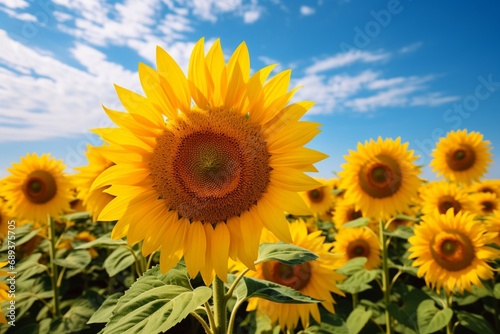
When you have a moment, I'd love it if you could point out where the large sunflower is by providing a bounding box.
[431,129,492,184]
[239,220,345,331]
[339,137,421,219]
[2,153,73,223]
[420,181,476,216]
[93,38,326,284]
[408,209,500,294]
[73,144,115,221]
[332,227,381,270]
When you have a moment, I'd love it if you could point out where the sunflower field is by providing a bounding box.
[1,38,500,334]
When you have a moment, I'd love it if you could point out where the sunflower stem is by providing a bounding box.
[352,292,359,308]
[190,311,213,334]
[444,292,453,334]
[47,215,61,318]
[212,275,227,334]
[379,219,393,334]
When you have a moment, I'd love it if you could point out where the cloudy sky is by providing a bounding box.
[1,0,499,180]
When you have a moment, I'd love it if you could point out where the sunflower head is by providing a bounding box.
[94,38,325,285]
[431,129,492,184]
[73,144,115,221]
[237,221,345,331]
[420,181,477,216]
[332,227,381,270]
[300,178,334,219]
[470,192,499,216]
[409,209,500,294]
[2,153,73,222]
[339,137,421,219]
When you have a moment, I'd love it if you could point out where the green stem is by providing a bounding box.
[212,275,227,334]
[444,292,453,334]
[224,268,249,303]
[493,279,500,332]
[227,301,244,334]
[352,293,359,309]
[47,215,61,318]
[190,311,213,334]
[379,220,392,334]
[125,246,142,278]
[205,302,216,331]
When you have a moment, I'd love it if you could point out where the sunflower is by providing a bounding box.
[2,153,73,223]
[470,192,499,216]
[333,198,366,231]
[468,179,500,198]
[431,129,492,184]
[73,144,115,221]
[300,178,333,218]
[420,181,476,216]
[0,201,11,241]
[93,38,325,285]
[238,220,345,331]
[332,227,381,270]
[339,137,421,219]
[485,210,500,246]
[408,209,500,294]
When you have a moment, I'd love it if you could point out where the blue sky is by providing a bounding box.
[0,0,499,181]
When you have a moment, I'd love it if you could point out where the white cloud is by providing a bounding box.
[0,7,36,21]
[0,29,138,142]
[300,5,315,16]
[399,41,423,54]
[411,93,460,106]
[243,9,260,23]
[0,0,29,9]
[305,50,390,74]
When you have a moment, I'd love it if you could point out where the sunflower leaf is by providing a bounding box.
[101,265,209,334]
[342,217,371,228]
[228,274,321,304]
[74,233,126,249]
[346,306,372,334]
[54,250,92,270]
[337,269,380,294]
[103,246,137,277]
[417,299,453,334]
[88,293,123,324]
[456,311,495,334]
[255,242,318,265]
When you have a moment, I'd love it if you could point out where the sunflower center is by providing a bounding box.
[437,196,462,215]
[22,170,57,204]
[431,231,475,272]
[262,261,312,290]
[446,145,476,171]
[307,188,324,203]
[481,201,494,213]
[359,155,402,199]
[150,108,270,224]
[347,209,363,221]
[346,239,371,259]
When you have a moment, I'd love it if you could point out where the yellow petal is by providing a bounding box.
[256,197,292,243]
[184,221,207,278]
[159,217,188,273]
[211,222,230,282]
[188,38,212,109]
[264,184,311,216]
[138,62,177,119]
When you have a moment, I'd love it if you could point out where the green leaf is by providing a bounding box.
[58,298,97,333]
[387,289,430,330]
[337,270,380,294]
[346,306,372,334]
[54,250,92,269]
[301,313,350,334]
[59,211,92,221]
[104,246,137,277]
[417,300,453,334]
[88,293,123,324]
[456,311,495,334]
[255,242,318,265]
[494,283,500,299]
[103,285,211,334]
[75,233,126,249]
[383,226,414,239]
[342,217,371,228]
[0,224,40,251]
[393,214,420,222]
[228,274,321,305]
[336,257,368,276]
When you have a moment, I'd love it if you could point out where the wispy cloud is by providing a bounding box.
[300,5,315,16]
[399,41,423,54]
[305,50,390,74]
[0,0,29,9]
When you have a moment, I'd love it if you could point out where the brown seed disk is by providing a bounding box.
[22,170,58,204]
[346,239,371,259]
[150,108,271,223]
[262,261,312,290]
[431,231,475,272]
[307,188,325,203]
[446,145,476,171]
[437,195,462,215]
[358,154,402,199]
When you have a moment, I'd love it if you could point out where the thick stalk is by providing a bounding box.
[48,215,61,318]
[379,220,392,334]
[444,293,453,334]
[212,275,227,334]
